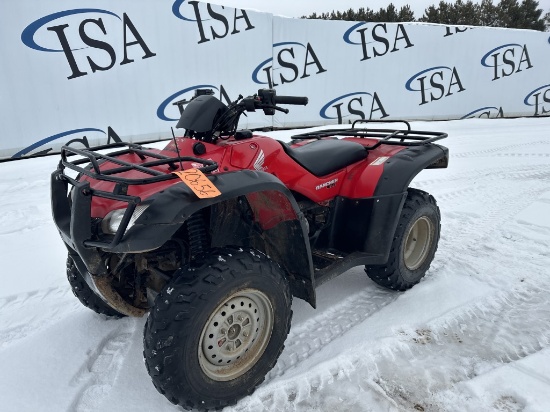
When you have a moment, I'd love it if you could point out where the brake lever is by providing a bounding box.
[262,105,289,114]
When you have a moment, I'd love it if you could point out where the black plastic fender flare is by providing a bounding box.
[114,170,316,306]
[374,143,449,197]
[120,171,300,246]
[325,143,449,273]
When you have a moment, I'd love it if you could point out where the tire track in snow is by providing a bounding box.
[375,284,550,411]
[452,139,550,159]
[0,287,79,348]
[414,168,550,227]
[428,161,548,242]
[0,178,52,234]
[435,358,541,412]
[68,319,137,412]
[232,161,550,410]
[517,222,550,237]
[0,205,50,234]
[230,283,550,412]
[244,155,550,406]
[435,195,549,293]
[453,183,543,235]
[415,163,550,188]
[425,167,550,208]
[266,286,398,382]
[0,286,69,311]
[418,164,550,288]
[0,178,51,194]
[492,152,550,158]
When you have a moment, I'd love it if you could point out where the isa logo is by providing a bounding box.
[157,84,234,122]
[172,0,255,44]
[21,9,156,80]
[343,22,414,61]
[252,42,327,88]
[406,66,466,106]
[481,44,533,81]
[443,26,471,38]
[320,92,389,124]
[524,84,550,116]
[461,107,504,119]
[11,127,121,158]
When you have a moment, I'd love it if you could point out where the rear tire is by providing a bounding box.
[365,188,441,291]
[66,255,125,318]
[143,248,292,411]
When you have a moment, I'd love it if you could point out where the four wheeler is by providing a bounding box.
[51,88,448,410]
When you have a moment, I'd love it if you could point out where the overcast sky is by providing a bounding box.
[213,0,550,19]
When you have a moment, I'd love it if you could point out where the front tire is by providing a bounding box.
[143,248,292,411]
[66,255,125,318]
[365,188,441,290]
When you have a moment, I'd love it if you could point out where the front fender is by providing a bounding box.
[120,171,300,249]
[116,170,317,306]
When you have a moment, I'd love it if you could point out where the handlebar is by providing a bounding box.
[274,95,309,106]
[181,89,309,142]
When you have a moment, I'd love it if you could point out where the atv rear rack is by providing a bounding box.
[291,120,447,150]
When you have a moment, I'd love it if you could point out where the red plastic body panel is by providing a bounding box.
[86,134,409,219]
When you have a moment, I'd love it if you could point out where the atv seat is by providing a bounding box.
[280,139,367,177]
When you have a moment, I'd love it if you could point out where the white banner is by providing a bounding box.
[270,18,550,127]
[0,1,272,159]
[0,1,549,159]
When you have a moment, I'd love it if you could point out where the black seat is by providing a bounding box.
[280,139,367,176]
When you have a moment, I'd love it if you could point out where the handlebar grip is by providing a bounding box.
[274,95,309,106]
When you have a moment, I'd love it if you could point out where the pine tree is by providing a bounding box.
[302,4,415,22]
[398,5,416,21]
[376,3,399,22]
[497,0,523,27]
[356,7,376,21]
[517,0,545,30]
[478,0,498,26]
[301,1,546,30]
[419,1,455,24]
[456,1,479,25]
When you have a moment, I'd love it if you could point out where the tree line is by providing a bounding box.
[302,0,550,31]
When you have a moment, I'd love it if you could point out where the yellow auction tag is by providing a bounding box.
[173,169,221,199]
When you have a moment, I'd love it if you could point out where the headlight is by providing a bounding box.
[101,204,150,235]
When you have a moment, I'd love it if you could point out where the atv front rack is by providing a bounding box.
[291,120,447,150]
[58,142,218,185]
[52,142,218,253]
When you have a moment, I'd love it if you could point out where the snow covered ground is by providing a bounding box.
[1,117,549,412]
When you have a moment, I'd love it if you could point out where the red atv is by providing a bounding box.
[51,88,448,410]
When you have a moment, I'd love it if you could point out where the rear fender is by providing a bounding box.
[374,144,449,197]
[330,143,448,260]
[364,144,448,259]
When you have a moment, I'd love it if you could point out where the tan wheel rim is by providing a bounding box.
[403,216,433,270]
[198,289,274,381]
